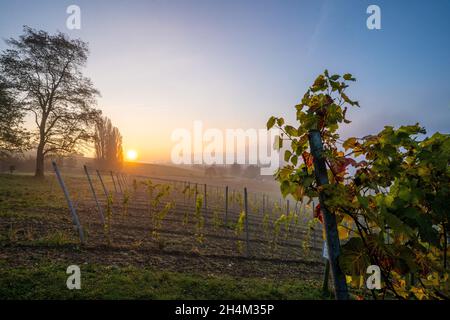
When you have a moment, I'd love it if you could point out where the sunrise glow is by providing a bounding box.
[126,149,138,161]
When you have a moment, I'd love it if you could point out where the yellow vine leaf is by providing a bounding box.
[338,225,350,240]
[346,275,352,284]
[411,287,427,300]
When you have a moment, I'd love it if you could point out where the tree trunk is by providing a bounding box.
[35,112,48,179]
[35,143,45,178]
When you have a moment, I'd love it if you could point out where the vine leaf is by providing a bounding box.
[339,237,370,276]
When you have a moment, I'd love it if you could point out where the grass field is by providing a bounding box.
[0,261,323,300]
[0,172,326,299]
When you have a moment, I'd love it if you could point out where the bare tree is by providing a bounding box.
[0,26,100,177]
[94,116,123,171]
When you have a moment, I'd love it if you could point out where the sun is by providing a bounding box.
[126,149,138,161]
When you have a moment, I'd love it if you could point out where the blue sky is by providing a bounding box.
[0,0,449,161]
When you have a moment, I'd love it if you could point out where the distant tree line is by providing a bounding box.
[94,116,123,171]
[0,26,123,176]
[202,163,262,179]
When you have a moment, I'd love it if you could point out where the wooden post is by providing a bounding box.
[97,170,114,215]
[188,182,191,199]
[313,225,317,248]
[116,172,123,194]
[262,194,265,215]
[194,183,198,204]
[110,171,118,193]
[83,165,104,224]
[204,184,207,224]
[225,186,229,226]
[232,190,235,210]
[120,174,125,190]
[124,174,128,190]
[312,198,316,247]
[322,261,330,296]
[309,129,349,300]
[52,161,84,244]
[119,174,127,191]
[124,174,129,189]
[244,187,250,257]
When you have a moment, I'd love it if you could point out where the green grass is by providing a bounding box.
[0,174,66,213]
[0,262,323,300]
[0,174,79,246]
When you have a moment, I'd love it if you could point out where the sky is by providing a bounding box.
[0,0,449,163]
